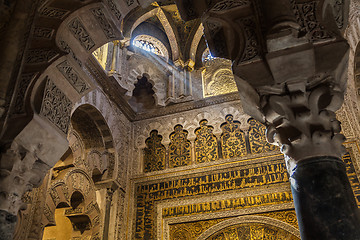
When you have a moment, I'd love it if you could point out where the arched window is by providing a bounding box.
[132,34,169,59]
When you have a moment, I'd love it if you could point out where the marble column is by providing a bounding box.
[103,188,114,240]
[175,0,360,239]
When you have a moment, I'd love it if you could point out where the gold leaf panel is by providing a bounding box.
[169,125,192,168]
[195,119,219,163]
[221,114,247,158]
[248,119,278,154]
[144,130,166,172]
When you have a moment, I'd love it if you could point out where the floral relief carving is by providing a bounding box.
[40,78,72,133]
[169,125,192,168]
[68,18,96,51]
[144,130,166,172]
[194,120,219,163]
[91,7,116,40]
[220,114,247,158]
[248,118,277,154]
[56,60,90,94]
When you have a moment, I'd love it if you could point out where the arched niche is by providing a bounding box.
[70,104,116,181]
[42,168,101,240]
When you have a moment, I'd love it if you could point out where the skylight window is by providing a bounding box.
[132,35,168,60]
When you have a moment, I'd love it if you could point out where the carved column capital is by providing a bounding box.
[0,114,68,215]
[263,81,346,167]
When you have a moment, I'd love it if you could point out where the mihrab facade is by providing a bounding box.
[2,0,360,240]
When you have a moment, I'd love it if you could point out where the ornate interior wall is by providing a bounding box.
[3,0,360,240]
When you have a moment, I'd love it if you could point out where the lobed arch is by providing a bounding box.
[42,168,101,239]
[127,54,168,106]
[71,89,131,186]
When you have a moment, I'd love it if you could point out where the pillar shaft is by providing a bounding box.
[291,157,360,239]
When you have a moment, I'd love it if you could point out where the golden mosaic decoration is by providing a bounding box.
[169,125,192,168]
[170,218,226,240]
[248,118,278,154]
[195,120,219,163]
[163,192,293,218]
[220,114,247,158]
[206,222,300,240]
[144,130,166,172]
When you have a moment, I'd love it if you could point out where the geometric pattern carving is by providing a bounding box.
[56,60,90,94]
[68,18,96,51]
[144,130,166,172]
[220,114,247,158]
[169,125,192,168]
[40,78,72,133]
[91,8,116,40]
[205,222,300,240]
[248,118,277,154]
[194,119,219,163]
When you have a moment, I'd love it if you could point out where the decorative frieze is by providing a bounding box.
[163,191,293,218]
[58,40,82,67]
[68,18,95,51]
[135,160,289,239]
[56,60,89,94]
[40,78,72,133]
[106,0,122,20]
[91,7,116,40]
[39,7,68,19]
[33,27,54,39]
[25,48,58,64]
[12,74,34,115]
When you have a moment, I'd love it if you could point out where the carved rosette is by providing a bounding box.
[264,82,346,166]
